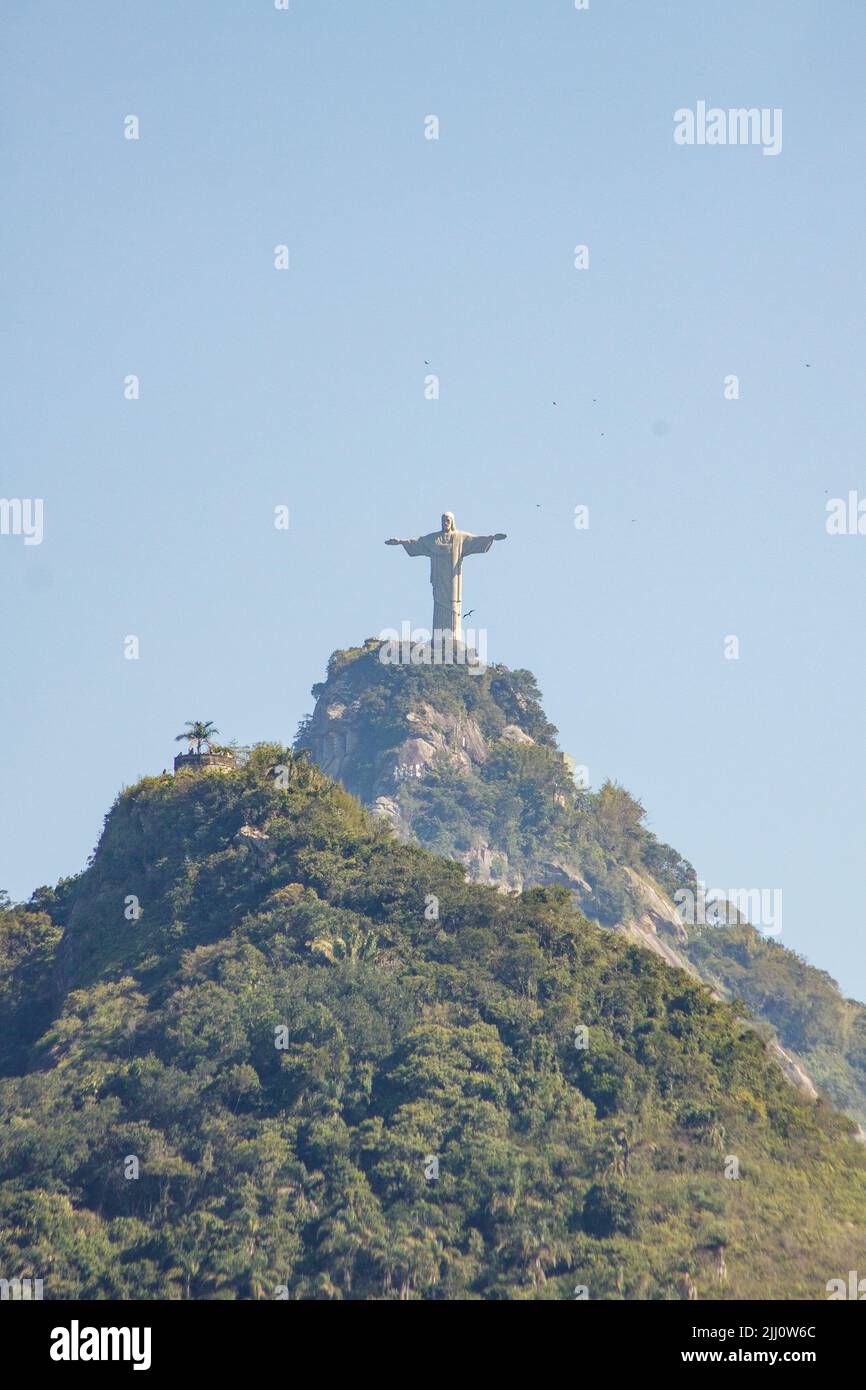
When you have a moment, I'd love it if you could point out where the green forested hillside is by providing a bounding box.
[297,644,866,1130]
[682,925,866,1128]
[1,748,865,1299]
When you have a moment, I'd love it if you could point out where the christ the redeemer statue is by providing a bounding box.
[385,512,507,642]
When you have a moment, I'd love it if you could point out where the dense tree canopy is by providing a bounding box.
[1,748,865,1299]
[297,646,866,1131]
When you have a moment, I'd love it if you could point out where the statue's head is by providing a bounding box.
[441,512,455,534]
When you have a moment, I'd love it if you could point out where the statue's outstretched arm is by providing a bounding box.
[462,532,507,556]
[385,536,431,556]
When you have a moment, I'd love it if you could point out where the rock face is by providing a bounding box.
[305,690,525,889]
[501,724,534,745]
[297,647,556,893]
[456,843,523,893]
[234,824,273,860]
[310,702,361,784]
[310,697,489,799]
[767,1040,819,1100]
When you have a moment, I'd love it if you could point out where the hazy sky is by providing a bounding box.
[3,2,865,999]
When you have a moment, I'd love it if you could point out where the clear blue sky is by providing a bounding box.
[2,1,865,999]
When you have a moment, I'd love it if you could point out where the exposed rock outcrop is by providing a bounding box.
[766,1040,819,1100]
[303,692,490,801]
[455,843,523,893]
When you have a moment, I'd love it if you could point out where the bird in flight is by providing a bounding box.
[462,609,475,619]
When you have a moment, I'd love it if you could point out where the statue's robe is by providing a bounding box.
[398,529,496,639]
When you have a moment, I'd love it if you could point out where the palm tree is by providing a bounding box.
[175,720,219,755]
